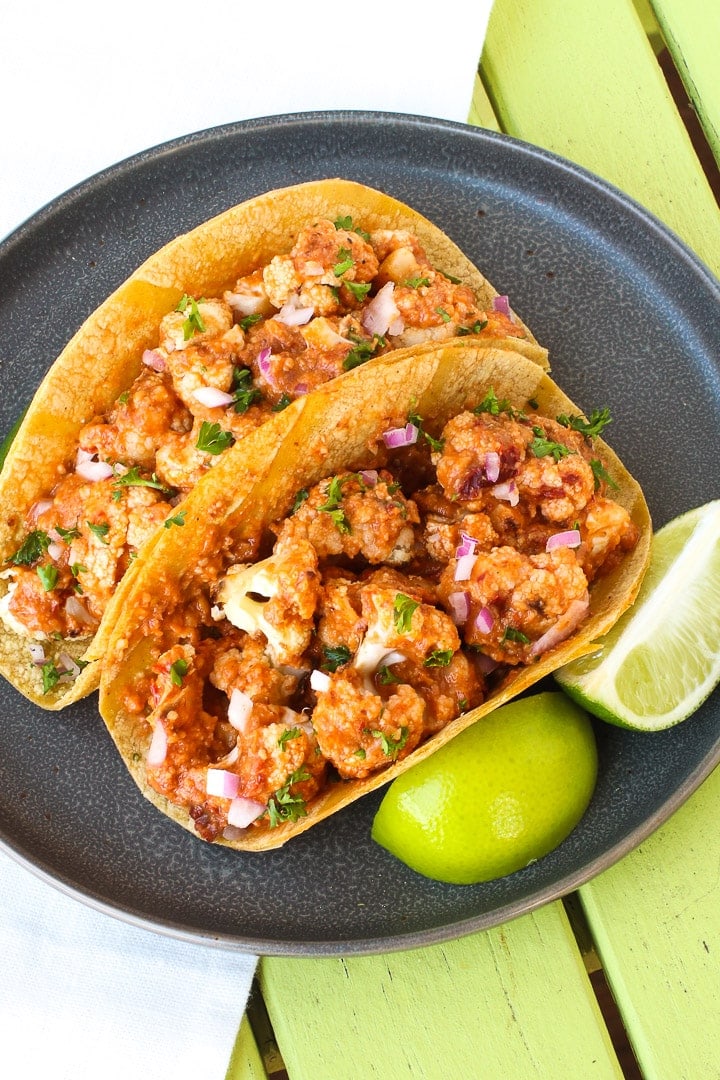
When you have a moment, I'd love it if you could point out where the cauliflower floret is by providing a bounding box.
[163,325,243,413]
[354,575,460,675]
[311,667,424,779]
[434,410,533,501]
[224,268,276,318]
[216,537,320,667]
[576,496,639,581]
[159,297,234,353]
[439,545,589,664]
[275,471,419,565]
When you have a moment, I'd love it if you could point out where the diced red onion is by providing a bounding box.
[485,451,501,483]
[454,553,477,582]
[215,745,239,768]
[28,643,46,665]
[359,469,378,486]
[475,606,494,634]
[225,291,266,317]
[362,282,402,337]
[76,458,114,482]
[382,422,419,449]
[57,651,81,679]
[546,529,582,552]
[382,650,406,668]
[192,386,235,408]
[76,447,94,466]
[30,499,53,523]
[529,595,590,656]
[147,720,167,766]
[227,796,266,829]
[142,348,166,372]
[206,768,240,799]
[276,298,314,326]
[293,383,309,396]
[47,542,64,562]
[310,669,331,693]
[492,294,511,317]
[228,688,253,732]
[257,346,273,376]
[455,532,479,558]
[447,591,470,625]
[65,595,96,625]
[492,480,519,507]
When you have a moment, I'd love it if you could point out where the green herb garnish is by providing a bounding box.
[291,488,309,515]
[164,510,186,529]
[278,727,302,749]
[232,367,262,414]
[112,466,171,500]
[322,644,352,672]
[272,393,293,412]
[457,319,489,336]
[41,661,62,694]
[371,726,409,758]
[408,411,444,452]
[590,459,619,491]
[404,276,430,289]
[473,387,514,417]
[393,593,419,633]
[196,421,235,455]
[36,565,59,592]
[529,427,574,462]
[9,529,50,566]
[176,294,206,340]
[501,626,531,645]
[333,247,354,276]
[377,665,401,685]
[169,658,189,687]
[424,649,453,667]
[87,521,110,544]
[266,767,311,827]
[557,408,612,439]
[55,525,81,543]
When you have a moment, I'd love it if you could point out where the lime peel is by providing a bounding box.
[555,500,720,731]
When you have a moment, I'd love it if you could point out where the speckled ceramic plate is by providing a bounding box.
[0,112,718,956]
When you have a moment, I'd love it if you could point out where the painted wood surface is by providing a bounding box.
[480,0,720,277]
[650,0,720,166]
[260,903,623,1079]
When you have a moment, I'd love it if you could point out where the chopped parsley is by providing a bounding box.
[424,649,453,668]
[196,421,235,455]
[272,393,293,412]
[87,521,110,544]
[36,565,59,592]
[529,427,574,462]
[333,216,371,242]
[473,387,514,417]
[393,593,419,633]
[54,525,81,543]
[176,294,206,340]
[457,319,489,336]
[9,529,50,566]
[117,390,130,405]
[371,726,409,758]
[407,411,444,452]
[343,333,384,372]
[322,644,352,672]
[377,665,401,685]
[112,466,171,500]
[333,247,354,276]
[266,767,311,827]
[354,747,367,759]
[232,367,263,414]
[278,727,303,749]
[591,458,619,491]
[238,313,263,332]
[557,407,612,439]
[317,475,352,534]
[404,276,430,289]
[290,488,309,515]
[436,307,451,323]
[169,658,189,687]
[41,660,62,694]
[501,626,530,646]
[344,280,371,302]
[164,510,186,529]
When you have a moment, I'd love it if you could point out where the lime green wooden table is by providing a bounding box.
[230,2,720,1076]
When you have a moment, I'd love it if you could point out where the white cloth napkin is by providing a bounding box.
[0,2,493,1076]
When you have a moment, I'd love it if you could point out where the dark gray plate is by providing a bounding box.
[0,112,718,956]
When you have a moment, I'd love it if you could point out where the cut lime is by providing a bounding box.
[555,500,720,731]
[371,691,597,885]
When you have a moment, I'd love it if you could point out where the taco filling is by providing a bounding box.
[115,394,639,844]
[0,217,527,667]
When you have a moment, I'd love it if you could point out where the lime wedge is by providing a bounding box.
[555,500,720,731]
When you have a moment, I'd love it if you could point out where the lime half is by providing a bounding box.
[556,500,720,731]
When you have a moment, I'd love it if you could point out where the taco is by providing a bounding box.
[0,178,549,709]
[98,342,651,851]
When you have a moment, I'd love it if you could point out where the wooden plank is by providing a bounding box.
[468,72,501,131]
[650,0,720,167]
[480,0,720,277]
[225,1014,269,1080]
[260,902,623,1080]
[580,763,720,1079]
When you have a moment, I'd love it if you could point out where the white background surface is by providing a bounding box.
[0,2,494,1078]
